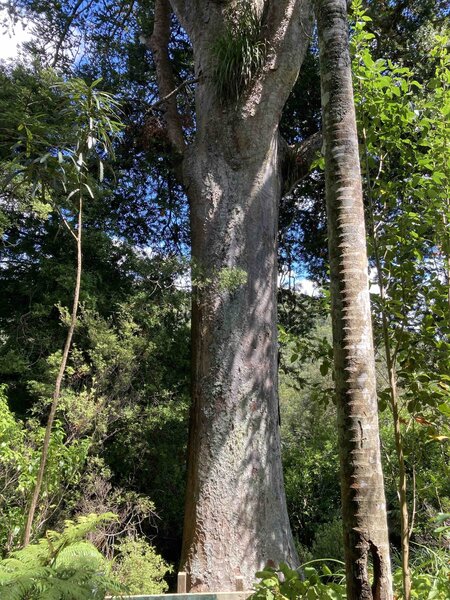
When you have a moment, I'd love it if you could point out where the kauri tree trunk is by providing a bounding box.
[183,133,295,591]
[149,0,313,591]
[316,1,393,598]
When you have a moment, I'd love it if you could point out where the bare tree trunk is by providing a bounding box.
[316,1,393,598]
[23,196,83,546]
[181,132,297,591]
[150,0,314,590]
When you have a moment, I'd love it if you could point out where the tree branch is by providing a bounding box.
[232,0,314,127]
[50,0,96,67]
[147,77,199,112]
[145,0,186,155]
[280,130,322,195]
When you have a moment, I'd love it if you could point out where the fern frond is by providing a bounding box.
[54,541,105,568]
[0,512,121,600]
[0,567,52,599]
[7,538,51,567]
[50,512,117,550]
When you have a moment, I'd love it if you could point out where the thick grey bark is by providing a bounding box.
[150,0,314,591]
[182,130,295,592]
[316,1,393,599]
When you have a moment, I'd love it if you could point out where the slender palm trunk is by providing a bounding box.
[316,1,393,598]
[23,196,83,546]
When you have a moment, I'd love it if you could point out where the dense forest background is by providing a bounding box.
[0,0,449,597]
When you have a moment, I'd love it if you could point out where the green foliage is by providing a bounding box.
[0,513,124,599]
[434,513,450,537]
[211,1,268,104]
[279,316,341,550]
[1,69,122,235]
[0,60,190,563]
[113,538,173,594]
[217,267,248,292]
[352,0,450,418]
[251,558,450,600]
[0,385,90,552]
[310,519,345,566]
[363,0,449,76]
[250,563,346,600]
[393,545,450,599]
[350,0,450,540]
[380,416,450,541]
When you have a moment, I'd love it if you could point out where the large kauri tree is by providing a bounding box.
[316,0,393,598]
[146,0,315,591]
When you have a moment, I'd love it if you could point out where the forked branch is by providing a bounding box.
[146,0,186,154]
[281,130,322,195]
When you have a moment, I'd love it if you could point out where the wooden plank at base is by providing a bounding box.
[177,572,187,594]
[108,592,252,600]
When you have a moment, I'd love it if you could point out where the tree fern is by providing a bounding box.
[55,541,105,567]
[0,513,124,599]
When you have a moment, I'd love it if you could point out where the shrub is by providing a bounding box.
[250,562,346,600]
[393,545,450,599]
[113,538,173,594]
[310,518,345,565]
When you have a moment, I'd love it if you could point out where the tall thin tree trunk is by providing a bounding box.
[23,196,83,546]
[316,1,393,598]
[443,208,450,313]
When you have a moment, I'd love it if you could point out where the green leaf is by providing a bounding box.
[438,403,450,418]
[320,362,329,376]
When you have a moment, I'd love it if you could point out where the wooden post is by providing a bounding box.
[235,576,244,592]
[177,571,187,594]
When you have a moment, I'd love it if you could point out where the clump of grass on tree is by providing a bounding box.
[211,1,269,104]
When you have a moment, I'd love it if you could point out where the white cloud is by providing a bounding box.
[0,13,33,60]
[369,266,380,295]
[296,278,319,296]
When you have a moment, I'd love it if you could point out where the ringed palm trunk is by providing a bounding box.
[316,1,393,598]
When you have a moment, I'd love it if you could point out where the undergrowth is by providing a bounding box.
[0,513,123,600]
